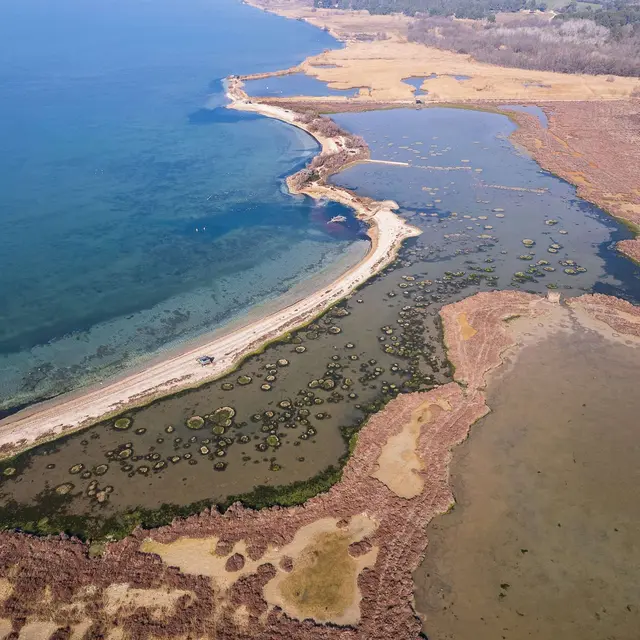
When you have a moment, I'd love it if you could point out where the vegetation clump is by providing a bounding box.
[55,483,74,495]
[113,418,132,430]
[212,406,236,426]
[266,435,281,448]
[186,416,205,430]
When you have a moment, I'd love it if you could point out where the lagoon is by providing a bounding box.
[2,106,638,539]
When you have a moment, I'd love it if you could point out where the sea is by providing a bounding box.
[0,0,368,412]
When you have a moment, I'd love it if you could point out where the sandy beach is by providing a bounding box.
[2,290,637,639]
[0,79,420,459]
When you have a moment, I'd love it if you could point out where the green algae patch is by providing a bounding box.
[211,407,235,426]
[266,435,281,448]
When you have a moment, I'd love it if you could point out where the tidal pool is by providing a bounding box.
[402,76,430,96]
[414,326,640,639]
[1,107,638,538]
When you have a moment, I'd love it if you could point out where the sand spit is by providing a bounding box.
[1,291,637,638]
[5,0,638,461]
[0,82,420,461]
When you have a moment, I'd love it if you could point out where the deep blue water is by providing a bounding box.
[0,0,368,410]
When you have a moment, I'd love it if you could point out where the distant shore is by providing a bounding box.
[0,78,419,460]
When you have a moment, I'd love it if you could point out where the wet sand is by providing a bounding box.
[415,323,640,639]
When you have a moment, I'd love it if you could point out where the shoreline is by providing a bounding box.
[2,291,637,637]
[246,92,640,263]
[4,0,638,460]
[0,78,420,460]
[239,0,640,261]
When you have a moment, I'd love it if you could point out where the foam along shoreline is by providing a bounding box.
[0,81,420,460]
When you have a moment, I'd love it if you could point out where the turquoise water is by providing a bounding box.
[0,0,368,411]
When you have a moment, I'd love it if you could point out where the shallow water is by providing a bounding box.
[0,0,366,412]
[1,107,639,536]
[414,328,640,639]
[403,77,430,96]
[500,104,549,128]
[244,73,360,98]
[331,108,639,300]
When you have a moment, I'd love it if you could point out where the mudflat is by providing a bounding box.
[415,311,640,639]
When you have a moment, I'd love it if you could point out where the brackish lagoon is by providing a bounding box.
[1,107,638,539]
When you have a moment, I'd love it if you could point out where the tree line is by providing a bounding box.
[313,0,531,20]
[408,15,640,76]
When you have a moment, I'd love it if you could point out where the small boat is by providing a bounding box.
[328,215,347,224]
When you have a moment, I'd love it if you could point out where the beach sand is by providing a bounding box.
[0,79,420,459]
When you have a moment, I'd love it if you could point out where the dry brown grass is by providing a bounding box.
[247,0,640,102]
